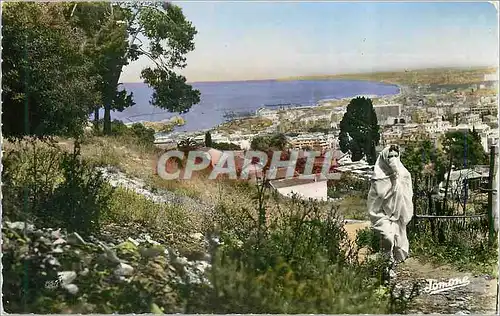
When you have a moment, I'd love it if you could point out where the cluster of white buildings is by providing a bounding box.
[381,114,498,153]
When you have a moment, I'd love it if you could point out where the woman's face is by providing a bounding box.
[388,150,399,160]
[387,150,399,171]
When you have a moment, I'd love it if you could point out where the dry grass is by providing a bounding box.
[335,195,369,220]
[10,136,371,238]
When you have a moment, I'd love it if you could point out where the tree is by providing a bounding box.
[64,2,136,129]
[67,2,201,135]
[251,133,288,151]
[401,139,446,182]
[205,131,213,147]
[338,97,380,164]
[2,2,100,137]
[441,131,488,168]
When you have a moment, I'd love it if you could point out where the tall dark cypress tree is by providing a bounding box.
[205,131,213,147]
[338,97,380,164]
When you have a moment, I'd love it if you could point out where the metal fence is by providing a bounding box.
[408,146,497,245]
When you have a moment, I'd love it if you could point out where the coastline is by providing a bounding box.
[131,79,404,135]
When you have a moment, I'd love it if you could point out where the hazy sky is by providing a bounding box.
[120,1,499,83]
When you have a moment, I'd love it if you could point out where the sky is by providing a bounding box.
[120,1,499,83]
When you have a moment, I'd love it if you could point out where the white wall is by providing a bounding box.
[276,181,328,201]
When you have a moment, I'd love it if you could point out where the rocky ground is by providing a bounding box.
[97,166,215,214]
[2,219,214,313]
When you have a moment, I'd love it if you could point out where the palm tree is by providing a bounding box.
[177,138,198,151]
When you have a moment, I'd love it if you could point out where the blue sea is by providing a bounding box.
[98,79,400,132]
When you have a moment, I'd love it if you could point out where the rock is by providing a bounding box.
[176,256,189,266]
[140,246,164,258]
[67,232,85,245]
[127,237,140,247]
[210,236,222,246]
[53,238,66,246]
[99,242,122,264]
[51,247,64,254]
[58,271,77,285]
[39,236,53,246]
[114,262,134,276]
[46,256,61,267]
[143,233,161,246]
[6,221,35,232]
[190,232,204,241]
[63,283,79,295]
[51,229,62,239]
[79,268,89,276]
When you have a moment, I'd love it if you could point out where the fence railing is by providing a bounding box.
[409,145,497,245]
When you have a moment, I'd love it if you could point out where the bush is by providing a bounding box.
[356,227,381,253]
[45,144,114,236]
[211,142,241,150]
[2,138,113,236]
[185,184,414,313]
[94,119,156,148]
[130,123,155,146]
[328,172,370,198]
[408,219,497,274]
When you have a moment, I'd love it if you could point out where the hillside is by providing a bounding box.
[278,67,497,86]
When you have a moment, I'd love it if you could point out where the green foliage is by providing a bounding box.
[193,184,414,313]
[45,144,114,236]
[251,133,288,151]
[204,131,212,147]
[355,227,381,253]
[409,219,497,274]
[2,138,114,236]
[67,2,134,119]
[130,123,156,146]
[5,2,201,136]
[442,130,488,168]
[96,120,156,148]
[211,142,241,150]
[2,2,99,137]
[204,255,389,314]
[106,187,192,250]
[328,172,370,198]
[338,97,380,164]
[401,139,447,181]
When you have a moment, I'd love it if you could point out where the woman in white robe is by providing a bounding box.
[367,145,414,265]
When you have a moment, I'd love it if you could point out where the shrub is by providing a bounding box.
[211,142,241,150]
[130,123,155,146]
[2,138,113,236]
[355,227,381,253]
[408,219,497,274]
[94,119,156,148]
[185,183,414,313]
[44,143,114,236]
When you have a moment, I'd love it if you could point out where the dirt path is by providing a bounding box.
[343,221,498,314]
[395,258,497,314]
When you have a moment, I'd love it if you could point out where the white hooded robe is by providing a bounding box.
[367,146,414,263]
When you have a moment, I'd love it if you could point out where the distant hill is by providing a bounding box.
[278,67,497,86]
